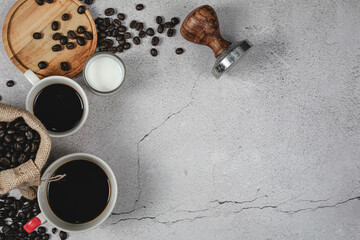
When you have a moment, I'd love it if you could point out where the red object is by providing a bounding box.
[23,216,41,233]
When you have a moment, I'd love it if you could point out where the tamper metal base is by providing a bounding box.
[212,40,253,79]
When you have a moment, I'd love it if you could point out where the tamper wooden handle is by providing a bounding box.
[180,5,231,58]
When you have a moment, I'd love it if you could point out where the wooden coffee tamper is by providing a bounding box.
[181,5,252,78]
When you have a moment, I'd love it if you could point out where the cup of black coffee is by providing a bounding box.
[23,153,118,233]
[24,70,89,138]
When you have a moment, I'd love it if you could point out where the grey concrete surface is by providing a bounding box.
[1,0,360,239]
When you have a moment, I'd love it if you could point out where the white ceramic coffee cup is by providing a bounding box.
[24,153,118,233]
[24,70,89,138]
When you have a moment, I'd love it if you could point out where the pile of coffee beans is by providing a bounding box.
[94,4,185,56]
[33,3,94,72]
[0,117,40,172]
[0,194,69,239]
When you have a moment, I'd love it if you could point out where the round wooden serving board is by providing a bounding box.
[2,0,97,79]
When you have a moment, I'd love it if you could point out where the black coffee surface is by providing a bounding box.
[47,160,110,224]
[33,84,83,132]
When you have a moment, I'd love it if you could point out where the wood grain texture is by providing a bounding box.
[180,5,231,58]
[2,0,97,79]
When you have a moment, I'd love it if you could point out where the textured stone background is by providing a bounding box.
[1,0,360,239]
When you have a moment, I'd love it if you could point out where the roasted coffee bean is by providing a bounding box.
[2,225,10,234]
[151,36,160,46]
[136,4,144,10]
[156,16,163,24]
[164,22,174,28]
[136,22,144,31]
[52,228,58,234]
[171,17,180,25]
[42,234,50,240]
[109,47,117,53]
[77,26,85,34]
[104,18,111,26]
[33,32,42,39]
[176,48,184,54]
[95,17,104,25]
[24,144,30,153]
[13,143,22,151]
[6,81,15,87]
[84,0,93,4]
[146,28,154,36]
[38,61,47,69]
[117,13,125,20]
[84,31,93,40]
[124,42,131,50]
[51,21,59,31]
[150,48,158,56]
[15,135,24,142]
[52,32,62,40]
[35,0,44,6]
[118,26,127,32]
[62,13,70,21]
[139,30,146,38]
[45,0,54,3]
[133,37,141,45]
[130,20,137,29]
[99,31,107,39]
[113,19,121,27]
[52,44,62,52]
[116,35,124,41]
[0,158,10,168]
[38,226,46,233]
[35,236,41,240]
[77,36,86,46]
[118,39,125,45]
[60,62,70,71]
[5,197,15,205]
[77,6,86,14]
[117,45,124,52]
[25,131,33,140]
[105,8,115,16]
[59,231,68,240]
[167,28,175,37]
[157,24,164,33]
[67,30,77,39]
[107,24,115,32]
[60,36,68,45]
[10,223,18,230]
[106,31,112,37]
[124,32,132,39]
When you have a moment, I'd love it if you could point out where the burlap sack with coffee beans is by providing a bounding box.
[0,103,51,199]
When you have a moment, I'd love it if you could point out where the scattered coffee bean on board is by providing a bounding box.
[146,28,154,36]
[150,48,158,57]
[136,4,144,11]
[124,32,132,39]
[124,42,131,49]
[77,26,85,34]
[6,80,15,87]
[133,36,141,45]
[117,13,125,20]
[51,21,59,31]
[139,30,146,38]
[171,17,180,25]
[60,62,70,71]
[151,36,160,46]
[62,13,70,21]
[52,228,57,234]
[33,32,41,39]
[60,36,68,45]
[130,20,137,29]
[167,28,175,37]
[164,22,174,28]
[52,44,62,52]
[113,19,121,27]
[67,30,77,39]
[77,36,86,46]
[156,16,163,24]
[136,22,144,31]
[84,0,93,5]
[105,8,115,16]
[77,6,85,14]
[176,48,184,54]
[38,61,47,69]
[157,24,164,33]
[66,42,75,50]
[60,231,68,240]
[35,0,44,6]
[52,32,62,40]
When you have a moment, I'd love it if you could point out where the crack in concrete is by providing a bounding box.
[211,197,258,205]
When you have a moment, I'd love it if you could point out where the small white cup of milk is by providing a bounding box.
[83,52,126,95]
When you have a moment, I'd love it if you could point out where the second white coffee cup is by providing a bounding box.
[24,70,89,138]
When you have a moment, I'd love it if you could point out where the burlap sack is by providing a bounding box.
[0,103,51,199]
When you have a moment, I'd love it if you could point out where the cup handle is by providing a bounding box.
[24,70,40,86]
[23,212,47,233]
